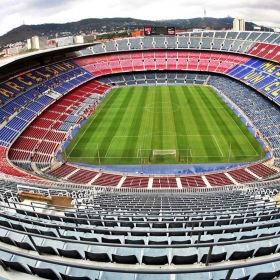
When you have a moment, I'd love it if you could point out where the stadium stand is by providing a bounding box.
[0,188,280,279]
[0,31,280,279]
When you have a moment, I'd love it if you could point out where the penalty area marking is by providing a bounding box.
[105,134,224,158]
[213,135,224,157]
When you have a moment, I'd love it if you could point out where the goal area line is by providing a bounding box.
[152,149,177,158]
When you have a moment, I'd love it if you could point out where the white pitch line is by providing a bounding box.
[108,105,224,110]
[113,135,141,138]
[104,157,138,158]
[213,135,224,157]
[136,147,147,158]
[68,156,139,159]
[181,154,258,158]
[99,106,225,110]
[105,136,116,158]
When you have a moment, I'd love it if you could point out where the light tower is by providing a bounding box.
[204,7,206,18]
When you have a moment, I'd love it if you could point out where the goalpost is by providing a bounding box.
[152,149,176,158]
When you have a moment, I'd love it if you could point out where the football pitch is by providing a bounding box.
[65,85,264,165]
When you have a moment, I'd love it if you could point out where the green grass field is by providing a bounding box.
[65,85,264,165]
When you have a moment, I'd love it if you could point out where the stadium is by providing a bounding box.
[0,30,280,279]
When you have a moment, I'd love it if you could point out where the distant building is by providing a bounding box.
[28,36,48,50]
[131,30,144,37]
[56,36,74,47]
[74,36,84,44]
[27,39,32,49]
[4,45,26,55]
[175,30,187,35]
[233,18,245,31]
[4,46,25,55]
[48,39,57,48]
[83,35,96,43]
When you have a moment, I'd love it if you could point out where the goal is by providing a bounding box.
[152,149,176,158]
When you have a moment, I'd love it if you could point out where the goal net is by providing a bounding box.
[152,149,176,157]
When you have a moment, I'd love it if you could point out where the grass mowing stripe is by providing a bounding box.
[184,87,208,158]
[121,87,148,158]
[104,87,136,158]
[141,87,155,155]
[203,87,245,156]
[151,86,163,150]
[189,87,220,159]
[208,86,262,159]
[161,87,175,150]
[165,87,179,150]
[66,89,115,157]
[184,87,204,142]
[66,85,264,165]
[214,89,261,156]
[194,86,226,157]
[81,88,127,157]
[170,87,180,149]
[169,86,189,147]
[206,87,256,157]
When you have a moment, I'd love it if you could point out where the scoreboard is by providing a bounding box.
[144,26,175,36]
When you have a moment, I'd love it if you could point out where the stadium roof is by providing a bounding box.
[0,43,96,68]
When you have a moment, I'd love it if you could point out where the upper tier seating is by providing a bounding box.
[0,189,279,279]
[76,32,280,63]
[74,50,250,77]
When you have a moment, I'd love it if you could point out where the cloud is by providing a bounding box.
[27,0,77,10]
[0,0,280,36]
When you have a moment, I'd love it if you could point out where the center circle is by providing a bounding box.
[145,102,179,113]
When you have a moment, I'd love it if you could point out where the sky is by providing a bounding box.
[0,0,280,36]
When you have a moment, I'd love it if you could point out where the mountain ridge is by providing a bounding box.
[0,17,262,47]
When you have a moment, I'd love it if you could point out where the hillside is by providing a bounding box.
[0,17,263,47]
[0,18,159,46]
